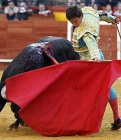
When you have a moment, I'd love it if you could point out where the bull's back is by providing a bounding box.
[1,36,79,82]
[1,45,51,82]
[38,36,80,62]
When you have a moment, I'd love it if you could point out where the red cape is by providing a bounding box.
[5,60,121,136]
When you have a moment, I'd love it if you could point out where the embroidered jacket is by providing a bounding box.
[72,6,116,60]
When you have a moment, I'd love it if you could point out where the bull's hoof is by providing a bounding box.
[7,125,18,132]
[6,120,19,132]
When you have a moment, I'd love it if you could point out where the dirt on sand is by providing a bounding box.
[0,71,121,140]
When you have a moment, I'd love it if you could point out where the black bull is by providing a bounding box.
[0,36,80,130]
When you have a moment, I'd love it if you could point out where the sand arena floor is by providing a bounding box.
[0,71,121,140]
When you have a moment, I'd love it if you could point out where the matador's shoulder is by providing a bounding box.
[82,6,99,17]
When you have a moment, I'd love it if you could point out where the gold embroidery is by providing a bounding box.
[73,46,88,52]
[72,6,101,60]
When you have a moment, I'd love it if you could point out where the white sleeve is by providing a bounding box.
[4,7,9,14]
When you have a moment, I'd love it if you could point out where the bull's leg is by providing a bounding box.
[7,114,26,132]
[7,103,26,132]
[7,119,19,132]
[8,111,21,131]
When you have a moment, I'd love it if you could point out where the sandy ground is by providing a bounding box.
[0,71,121,140]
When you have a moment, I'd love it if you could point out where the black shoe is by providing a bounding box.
[111,118,121,130]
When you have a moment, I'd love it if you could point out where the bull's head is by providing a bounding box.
[0,82,7,111]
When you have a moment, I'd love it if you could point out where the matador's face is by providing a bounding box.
[69,16,83,27]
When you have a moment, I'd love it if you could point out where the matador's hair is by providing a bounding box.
[66,5,83,20]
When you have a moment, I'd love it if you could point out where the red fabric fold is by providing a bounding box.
[5,60,120,136]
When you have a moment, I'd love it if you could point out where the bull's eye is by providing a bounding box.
[1,86,6,99]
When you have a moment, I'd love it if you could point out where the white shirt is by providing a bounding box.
[104,10,113,15]
[114,10,121,16]
[4,6,18,14]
